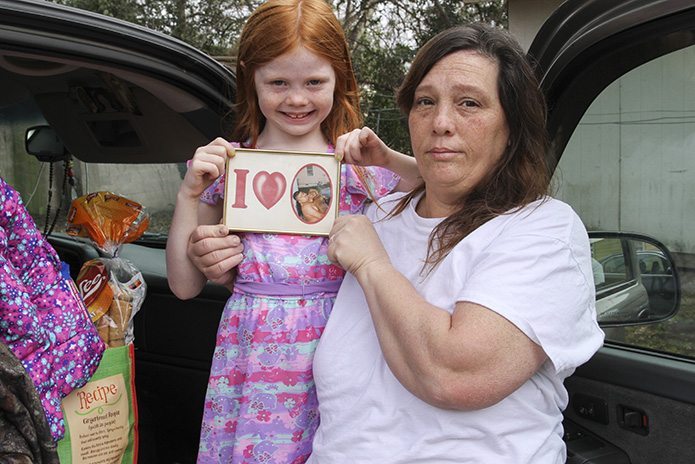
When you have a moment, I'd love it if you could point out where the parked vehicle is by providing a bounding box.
[530,1,695,462]
[594,234,678,322]
[1,0,695,463]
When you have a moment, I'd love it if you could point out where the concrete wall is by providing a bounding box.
[508,0,563,51]
[554,45,695,255]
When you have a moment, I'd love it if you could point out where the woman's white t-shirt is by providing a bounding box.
[309,193,604,464]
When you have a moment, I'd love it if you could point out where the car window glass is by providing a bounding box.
[2,136,179,241]
[73,162,181,237]
[553,44,695,359]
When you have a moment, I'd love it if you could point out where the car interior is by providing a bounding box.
[0,5,233,459]
[2,0,695,463]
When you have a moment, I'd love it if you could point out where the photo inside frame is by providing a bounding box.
[222,148,341,235]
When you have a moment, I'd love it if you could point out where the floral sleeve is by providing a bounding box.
[200,174,226,205]
[338,165,401,215]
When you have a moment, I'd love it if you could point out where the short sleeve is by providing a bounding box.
[339,165,400,214]
[456,207,604,374]
[200,174,225,205]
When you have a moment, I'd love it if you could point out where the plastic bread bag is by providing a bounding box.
[66,191,149,257]
[75,257,145,347]
[67,192,149,347]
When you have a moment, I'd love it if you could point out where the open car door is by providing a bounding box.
[0,0,235,460]
[529,1,695,463]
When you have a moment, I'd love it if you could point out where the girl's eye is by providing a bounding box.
[307,79,322,86]
[271,80,286,86]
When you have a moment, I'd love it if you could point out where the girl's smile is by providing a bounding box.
[254,46,336,149]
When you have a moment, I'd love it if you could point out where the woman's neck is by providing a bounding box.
[415,190,460,218]
[255,128,329,152]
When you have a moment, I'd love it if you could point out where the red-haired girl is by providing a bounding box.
[166,1,420,462]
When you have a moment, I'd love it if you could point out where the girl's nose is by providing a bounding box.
[285,88,309,106]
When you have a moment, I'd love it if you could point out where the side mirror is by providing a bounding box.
[591,232,680,326]
[25,125,70,162]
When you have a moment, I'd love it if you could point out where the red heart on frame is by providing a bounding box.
[253,171,286,209]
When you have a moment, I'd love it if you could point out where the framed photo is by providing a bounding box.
[222,147,341,236]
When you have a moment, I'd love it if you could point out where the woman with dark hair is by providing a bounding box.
[311,24,604,463]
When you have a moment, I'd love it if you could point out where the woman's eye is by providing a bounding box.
[414,97,434,106]
[461,99,479,108]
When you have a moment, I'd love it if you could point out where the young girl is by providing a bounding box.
[166,0,419,462]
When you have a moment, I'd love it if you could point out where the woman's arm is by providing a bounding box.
[336,127,422,192]
[327,215,547,410]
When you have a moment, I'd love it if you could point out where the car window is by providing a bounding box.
[0,104,180,243]
[23,160,180,241]
[553,44,695,358]
[591,238,631,286]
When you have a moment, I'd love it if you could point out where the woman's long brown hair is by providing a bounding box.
[393,24,551,272]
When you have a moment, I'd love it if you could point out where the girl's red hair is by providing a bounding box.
[232,0,362,145]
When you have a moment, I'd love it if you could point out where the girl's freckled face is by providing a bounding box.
[254,46,336,141]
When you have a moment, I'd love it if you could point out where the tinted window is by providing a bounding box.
[0,97,179,241]
[554,44,695,358]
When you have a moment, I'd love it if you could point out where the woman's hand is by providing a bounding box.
[328,216,391,278]
[180,138,235,199]
[187,224,244,288]
[335,127,391,167]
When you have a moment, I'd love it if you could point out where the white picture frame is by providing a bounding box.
[222,148,341,236]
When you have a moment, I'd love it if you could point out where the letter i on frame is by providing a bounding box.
[231,169,249,209]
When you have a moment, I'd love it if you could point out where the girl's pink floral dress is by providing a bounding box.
[196,150,399,464]
[0,176,105,440]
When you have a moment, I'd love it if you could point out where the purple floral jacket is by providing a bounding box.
[0,177,105,440]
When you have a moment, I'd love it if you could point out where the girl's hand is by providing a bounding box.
[180,138,235,199]
[187,224,244,286]
[335,127,391,167]
[327,216,391,279]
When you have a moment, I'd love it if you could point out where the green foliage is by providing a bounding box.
[50,0,507,151]
[353,40,414,154]
[349,0,508,154]
[53,0,143,23]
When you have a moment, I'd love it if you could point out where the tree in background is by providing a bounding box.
[340,0,508,153]
[51,0,506,154]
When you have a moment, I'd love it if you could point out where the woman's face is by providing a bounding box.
[295,191,309,203]
[408,50,510,205]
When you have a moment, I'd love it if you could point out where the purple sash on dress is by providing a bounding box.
[233,280,341,297]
